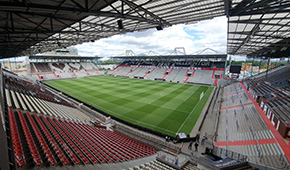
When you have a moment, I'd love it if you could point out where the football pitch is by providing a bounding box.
[45,76,213,137]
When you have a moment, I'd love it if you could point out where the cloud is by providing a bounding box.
[230,55,247,61]
[184,16,227,53]
[75,16,227,57]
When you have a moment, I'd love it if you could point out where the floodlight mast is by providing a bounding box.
[170,47,186,55]
[125,50,135,56]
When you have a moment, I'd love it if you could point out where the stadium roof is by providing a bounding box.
[29,55,100,60]
[0,0,290,59]
[0,0,225,58]
[227,0,290,58]
[112,54,227,60]
[29,49,101,60]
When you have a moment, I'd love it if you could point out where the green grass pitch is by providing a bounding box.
[45,76,213,137]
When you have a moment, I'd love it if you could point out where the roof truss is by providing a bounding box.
[227,0,290,58]
[1,0,290,59]
[0,0,225,58]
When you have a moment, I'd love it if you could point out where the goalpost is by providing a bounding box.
[200,91,204,101]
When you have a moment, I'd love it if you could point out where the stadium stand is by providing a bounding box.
[5,74,92,121]
[217,82,289,169]
[163,68,177,81]
[112,66,132,77]
[8,108,26,167]
[243,65,290,138]
[0,0,290,170]
[246,65,290,87]
[133,67,150,77]
[34,63,53,73]
[3,46,289,170]
[109,60,225,86]
[4,70,158,169]
[30,62,103,80]
[1,1,290,170]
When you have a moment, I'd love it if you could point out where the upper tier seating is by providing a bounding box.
[246,65,290,88]
[243,65,290,138]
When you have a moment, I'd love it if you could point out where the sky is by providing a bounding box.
[0,16,247,62]
[74,16,246,60]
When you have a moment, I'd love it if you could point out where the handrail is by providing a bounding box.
[114,123,181,152]
[212,146,248,162]
[249,126,263,162]
[212,87,222,147]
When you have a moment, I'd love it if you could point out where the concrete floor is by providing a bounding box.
[20,154,157,170]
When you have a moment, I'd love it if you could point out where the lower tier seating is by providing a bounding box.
[9,109,156,168]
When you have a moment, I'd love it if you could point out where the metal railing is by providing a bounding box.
[212,146,248,162]
[212,87,222,146]
[114,123,181,152]
[79,104,107,122]
[249,126,263,162]
[156,151,202,169]
[279,154,290,170]
[156,151,185,168]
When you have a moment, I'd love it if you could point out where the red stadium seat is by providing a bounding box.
[8,108,26,167]
[17,111,42,166]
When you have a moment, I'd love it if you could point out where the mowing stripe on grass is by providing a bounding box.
[44,76,213,137]
[176,87,210,133]
[82,100,177,133]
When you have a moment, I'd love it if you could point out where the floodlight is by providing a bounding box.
[117,20,123,29]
